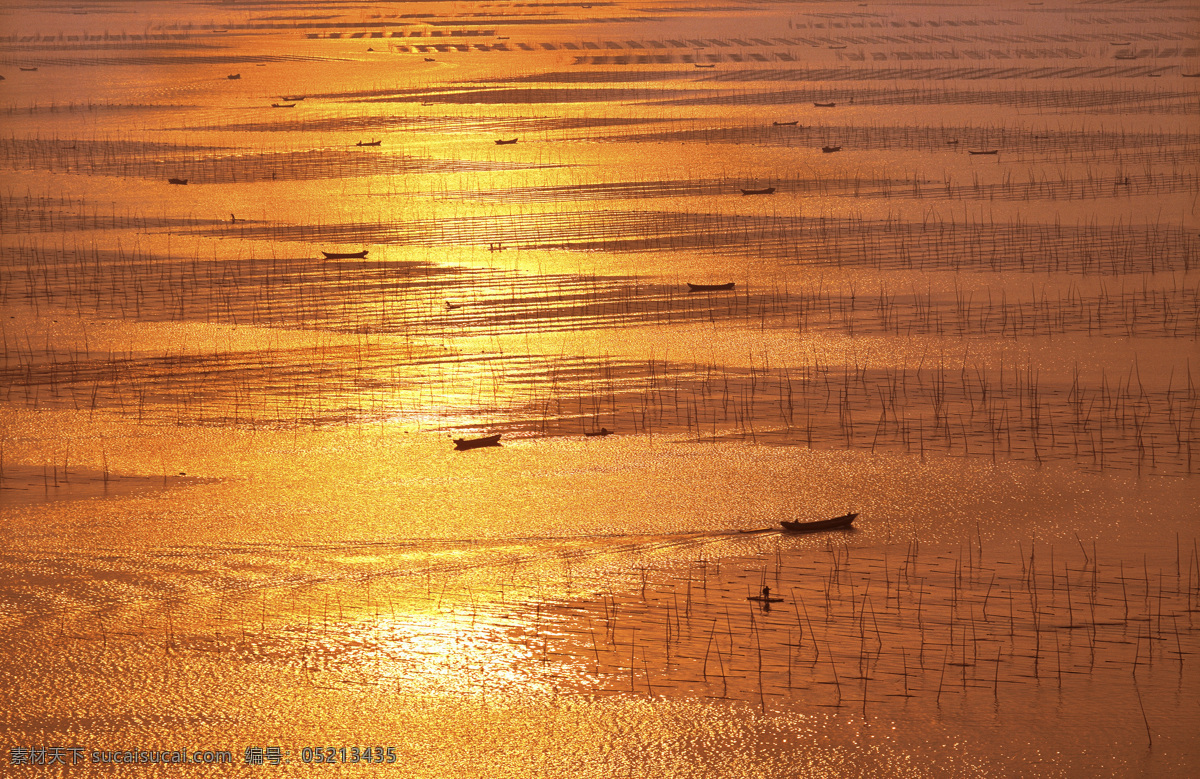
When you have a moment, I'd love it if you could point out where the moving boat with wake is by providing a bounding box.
[780,512,857,533]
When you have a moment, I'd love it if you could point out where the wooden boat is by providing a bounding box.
[19,67,38,71]
[780,512,857,533]
[355,140,381,147]
[167,178,188,185]
[453,433,502,451]
[747,595,785,603]
[687,282,735,292]
[773,121,798,126]
[821,145,842,153]
[814,102,836,107]
[227,73,241,79]
[424,57,436,62]
[694,63,715,68]
[968,149,999,155]
[495,138,518,145]
[281,95,306,101]
[741,187,775,195]
[271,103,295,108]
[584,428,612,437]
[1182,73,1200,78]
[322,250,369,259]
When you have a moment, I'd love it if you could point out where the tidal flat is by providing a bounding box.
[1,0,1198,775]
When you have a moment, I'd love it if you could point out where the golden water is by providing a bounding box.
[1,0,1198,775]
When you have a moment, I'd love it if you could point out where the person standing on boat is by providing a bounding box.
[761,585,771,598]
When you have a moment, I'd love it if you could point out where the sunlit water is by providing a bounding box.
[1,0,1197,775]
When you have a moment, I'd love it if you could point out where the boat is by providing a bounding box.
[694,63,715,68]
[1182,73,1200,78]
[780,512,858,533]
[584,428,612,437]
[227,73,241,79]
[741,187,775,195]
[495,138,518,145]
[280,95,306,101]
[19,67,38,71]
[355,140,381,147]
[773,121,799,126]
[747,595,785,603]
[167,178,188,185]
[271,103,295,108]
[453,433,502,450]
[821,145,842,153]
[968,149,999,155]
[424,57,436,62]
[687,282,735,292]
[813,102,836,107]
[321,250,369,259]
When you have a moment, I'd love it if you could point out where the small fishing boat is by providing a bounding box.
[694,63,715,68]
[355,140,382,147]
[821,145,842,153]
[227,73,241,79]
[747,595,785,603]
[445,301,463,310]
[584,428,612,437]
[19,67,38,71]
[280,95,305,101]
[271,103,295,108]
[780,512,858,533]
[167,178,188,185]
[1182,73,1200,78]
[968,149,999,155]
[741,187,775,195]
[828,45,847,50]
[687,282,735,292]
[453,433,502,451]
[773,120,798,126]
[424,57,436,62]
[495,138,519,145]
[321,250,369,259]
[813,101,835,107]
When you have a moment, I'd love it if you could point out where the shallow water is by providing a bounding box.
[1,0,1198,775]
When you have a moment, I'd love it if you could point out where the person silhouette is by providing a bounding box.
[761,585,771,598]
